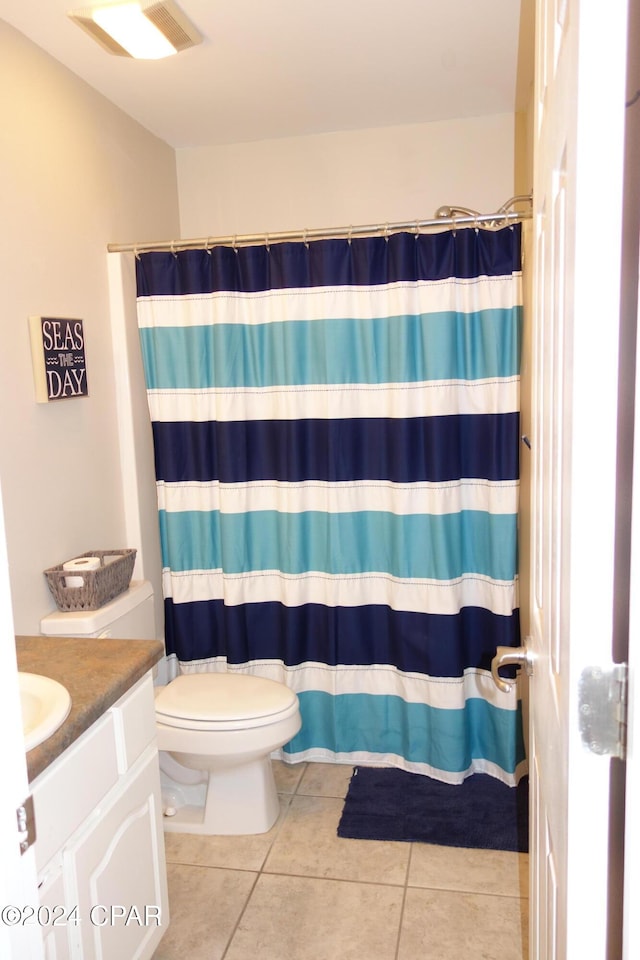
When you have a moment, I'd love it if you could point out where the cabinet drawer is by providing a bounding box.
[33,713,119,872]
[111,674,157,772]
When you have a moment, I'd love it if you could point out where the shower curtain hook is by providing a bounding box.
[265,233,270,252]
[414,220,420,239]
[170,241,178,258]
[303,229,309,249]
[347,225,353,246]
[134,246,140,261]
[451,215,457,237]
[204,238,212,255]
[232,235,238,254]
[384,222,390,242]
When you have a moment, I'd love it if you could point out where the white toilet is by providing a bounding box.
[40,580,302,836]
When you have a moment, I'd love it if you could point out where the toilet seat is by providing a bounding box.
[155,673,299,731]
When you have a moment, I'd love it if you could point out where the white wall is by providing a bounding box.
[0,20,180,636]
[176,113,516,237]
[108,253,166,644]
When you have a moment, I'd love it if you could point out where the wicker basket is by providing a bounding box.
[44,549,137,612]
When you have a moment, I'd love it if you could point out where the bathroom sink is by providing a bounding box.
[19,673,72,751]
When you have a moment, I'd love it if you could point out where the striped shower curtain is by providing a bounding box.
[136,224,526,786]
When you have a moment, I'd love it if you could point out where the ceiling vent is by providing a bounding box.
[69,1,203,59]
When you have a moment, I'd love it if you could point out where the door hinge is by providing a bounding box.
[578,664,628,760]
[16,795,36,855]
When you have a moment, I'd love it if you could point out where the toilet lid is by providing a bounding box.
[154,673,298,724]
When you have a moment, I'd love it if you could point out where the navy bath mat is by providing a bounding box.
[337,767,528,852]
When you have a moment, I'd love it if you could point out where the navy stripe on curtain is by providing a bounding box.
[136,228,522,296]
[151,413,520,484]
[164,598,521,676]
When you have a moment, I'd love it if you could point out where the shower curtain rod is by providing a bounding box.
[107,194,532,256]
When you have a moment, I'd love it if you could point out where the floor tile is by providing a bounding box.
[224,873,404,960]
[163,797,291,872]
[398,887,529,960]
[296,761,354,798]
[154,764,530,959]
[273,759,307,794]
[264,794,410,884]
[409,844,529,899]
[152,863,256,960]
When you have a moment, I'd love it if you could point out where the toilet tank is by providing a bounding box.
[40,580,156,640]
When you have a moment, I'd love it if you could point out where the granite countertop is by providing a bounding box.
[16,635,164,783]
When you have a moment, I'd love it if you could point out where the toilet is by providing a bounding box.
[40,580,302,836]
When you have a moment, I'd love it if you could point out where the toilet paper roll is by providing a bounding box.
[63,556,100,588]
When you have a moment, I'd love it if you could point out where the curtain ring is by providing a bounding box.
[414,220,420,239]
[384,222,390,242]
[265,233,270,251]
[303,229,309,249]
[204,238,212,255]
[134,246,140,261]
[170,241,178,258]
[232,235,239,254]
[451,215,457,237]
[347,226,353,246]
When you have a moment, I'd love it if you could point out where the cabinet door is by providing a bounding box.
[39,866,73,960]
[65,749,168,960]
[33,714,119,875]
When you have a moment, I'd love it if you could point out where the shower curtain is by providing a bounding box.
[136,224,526,786]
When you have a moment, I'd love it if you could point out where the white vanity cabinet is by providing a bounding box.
[31,672,168,959]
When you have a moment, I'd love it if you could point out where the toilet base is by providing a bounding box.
[160,755,281,835]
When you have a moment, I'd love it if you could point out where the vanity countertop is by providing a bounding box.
[16,635,164,782]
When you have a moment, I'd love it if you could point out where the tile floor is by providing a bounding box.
[153,761,529,960]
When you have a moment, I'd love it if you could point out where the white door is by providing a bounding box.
[529,0,630,957]
[624,243,640,958]
[0,480,43,960]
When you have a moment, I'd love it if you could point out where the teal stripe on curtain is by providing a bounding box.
[158,509,518,582]
[286,691,526,777]
[139,308,522,390]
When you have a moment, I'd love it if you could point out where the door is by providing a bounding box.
[0,480,43,960]
[624,240,640,959]
[529,0,629,958]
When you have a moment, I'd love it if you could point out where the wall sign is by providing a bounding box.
[29,316,89,403]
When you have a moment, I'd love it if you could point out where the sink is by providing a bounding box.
[19,673,72,751]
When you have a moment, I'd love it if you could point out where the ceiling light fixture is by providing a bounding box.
[68,1,202,59]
